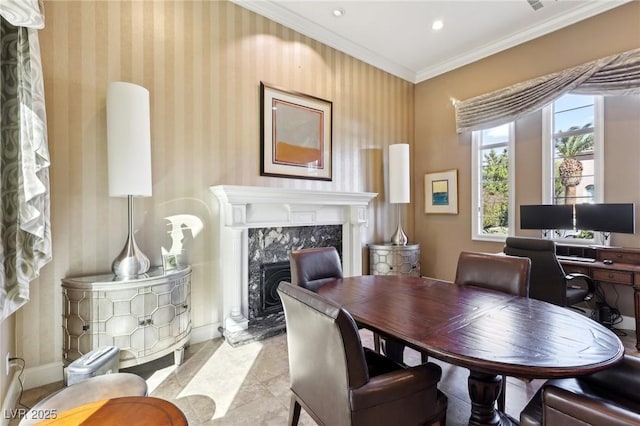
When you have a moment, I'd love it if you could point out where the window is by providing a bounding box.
[542,94,604,243]
[472,122,515,241]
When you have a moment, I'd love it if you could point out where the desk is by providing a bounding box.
[318,275,624,426]
[37,396,187,425]
[557,245,640,349]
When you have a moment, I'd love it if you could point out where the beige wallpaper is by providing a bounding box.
[13,0,413,373]
[414,3,640,307]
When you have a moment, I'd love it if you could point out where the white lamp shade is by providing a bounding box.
[389,143,410,204]
[107,82,152,197]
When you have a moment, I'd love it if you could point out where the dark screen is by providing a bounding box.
[519,204,573,230]
[575,203,635,234]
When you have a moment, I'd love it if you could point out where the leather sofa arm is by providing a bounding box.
[350,362,442,410]
[543,384,640,426]
[565,273,595,301]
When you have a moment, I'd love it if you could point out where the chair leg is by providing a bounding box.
[421,352,429,363]
[497,375,506,413]
[289,395,301,426]
[373,333,381,353]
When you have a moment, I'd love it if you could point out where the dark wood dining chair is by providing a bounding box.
[454,250,531,413]
[503,236,595,308]
[277,281,448,426]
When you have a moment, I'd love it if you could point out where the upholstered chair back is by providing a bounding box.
[455,251,531,297]
[278,281,368,425]
[289,246,343,292]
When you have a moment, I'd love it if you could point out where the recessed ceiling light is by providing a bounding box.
[333,8,346,17]
[432,19,444,31]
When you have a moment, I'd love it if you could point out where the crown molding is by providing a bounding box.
[232,0,632,84]
[415,0,633,82]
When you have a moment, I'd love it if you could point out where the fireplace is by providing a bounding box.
[248,225,342,321]
[258,260,290,317]
[210,185,376,345]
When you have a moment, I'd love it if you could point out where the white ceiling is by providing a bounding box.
[231,0,632,83]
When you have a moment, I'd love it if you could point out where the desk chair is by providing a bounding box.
[289,247,406,362]
[454,251,531,413]
[278,282,448,426]
[503,236,595,308]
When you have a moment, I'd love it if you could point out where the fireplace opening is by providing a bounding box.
[259,260,291,317]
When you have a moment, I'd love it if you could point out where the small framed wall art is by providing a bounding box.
[425,169,458,214]
[260,81,332,181]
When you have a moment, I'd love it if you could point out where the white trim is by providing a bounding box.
[22,362,62,391]
[231,0,631,84]
[541,95,604,245]
[210,185,377,335]
[471,123,515,242]
[18,323,220,390]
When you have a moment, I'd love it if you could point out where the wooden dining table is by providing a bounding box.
[317,274,624,426]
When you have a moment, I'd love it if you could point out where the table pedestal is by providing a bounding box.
[468,372,516,426]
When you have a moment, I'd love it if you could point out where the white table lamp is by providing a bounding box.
[107,81,152,276]
[389,143,410,245]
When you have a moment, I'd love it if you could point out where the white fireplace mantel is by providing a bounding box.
[210,185,377,334]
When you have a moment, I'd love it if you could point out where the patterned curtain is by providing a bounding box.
[0,0,51,321]
[455,48,640,133]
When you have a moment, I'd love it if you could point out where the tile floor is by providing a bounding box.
[11,328,638,425]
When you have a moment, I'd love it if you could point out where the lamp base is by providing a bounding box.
[112,195,150,277]
[390,222,408,246]
[390,204,408,245]
[112,233,150,277]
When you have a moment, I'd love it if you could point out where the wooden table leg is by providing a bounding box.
[468,371,515,426]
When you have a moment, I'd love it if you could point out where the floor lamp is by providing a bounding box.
[107,82,153,277]
[389,144,410,245]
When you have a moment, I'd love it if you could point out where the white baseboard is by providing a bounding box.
[585,310,635,331]
[21,322,222,391]
[617,313,635,331]
[190,322,222,345]
[22,361,63,391]
[1,362,23,426]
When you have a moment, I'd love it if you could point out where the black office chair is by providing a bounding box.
[503,236,595,308]
[454,251,531,413]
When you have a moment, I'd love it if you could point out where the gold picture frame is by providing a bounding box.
[425,169,458,214]
[260,81,332,181]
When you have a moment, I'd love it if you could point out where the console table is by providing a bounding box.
[62,266,192,368]
[557,245,640,349]
[368,243,420,276]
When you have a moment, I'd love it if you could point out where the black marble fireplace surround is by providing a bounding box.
[227,225,342,345]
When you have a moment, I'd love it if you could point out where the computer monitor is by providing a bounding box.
[519,204,574,230]
[575,203,635,234]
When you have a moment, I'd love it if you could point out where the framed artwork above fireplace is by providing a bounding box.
[260,81,333,181]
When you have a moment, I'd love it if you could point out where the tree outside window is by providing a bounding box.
[472,123,514,241]
[544,94,603,242]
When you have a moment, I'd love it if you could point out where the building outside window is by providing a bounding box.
[542,94,604,242]
[471,122,515,242]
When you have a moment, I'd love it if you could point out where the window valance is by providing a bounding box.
[454,48,640,133]
[0,0,43,29]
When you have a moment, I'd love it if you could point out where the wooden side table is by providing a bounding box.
[38,397,187,426]
[368,243,420,276]
[61,266,192,368]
